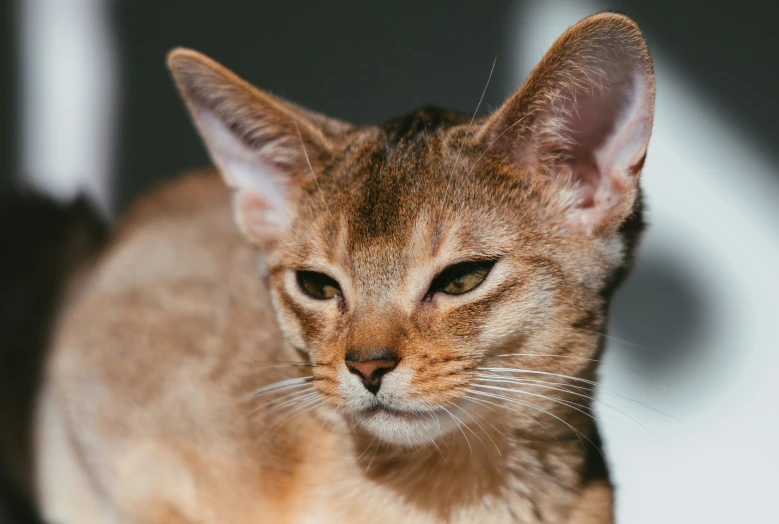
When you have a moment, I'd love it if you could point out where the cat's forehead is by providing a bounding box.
[379,106,474,150]
[290,110,531,283]
[338,110,495,253]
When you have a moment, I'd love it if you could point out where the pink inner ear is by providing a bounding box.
[560,70,651,215]
[567,154,601,208]
[233,190,290,249]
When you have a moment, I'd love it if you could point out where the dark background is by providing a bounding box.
[1,1,13,194]
[2,1,777,209]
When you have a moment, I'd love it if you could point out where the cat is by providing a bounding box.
[34,12,654,524]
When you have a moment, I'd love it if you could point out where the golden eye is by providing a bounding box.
[296,271,342,300]
[430,260,496,296]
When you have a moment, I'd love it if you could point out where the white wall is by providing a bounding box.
[18,0,118,216]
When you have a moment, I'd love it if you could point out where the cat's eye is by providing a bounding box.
[429,260,496,296]
[296,271,342,300]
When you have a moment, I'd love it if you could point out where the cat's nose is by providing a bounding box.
[344,351,399,394]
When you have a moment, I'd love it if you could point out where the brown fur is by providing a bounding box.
[35,13,654,523]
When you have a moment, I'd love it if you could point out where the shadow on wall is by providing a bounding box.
[610,254,711,379]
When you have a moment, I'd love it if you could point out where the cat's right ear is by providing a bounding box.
[167,48,345,250]
[481,13,655,235]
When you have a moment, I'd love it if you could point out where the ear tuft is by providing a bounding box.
[486,13,655,234]
[166,47,208,77]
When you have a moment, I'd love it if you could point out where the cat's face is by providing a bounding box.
[262,118,625,445]
[169,13,654,446]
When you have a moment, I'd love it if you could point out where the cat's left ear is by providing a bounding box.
[167,48,349,250]
[483,13,655,234]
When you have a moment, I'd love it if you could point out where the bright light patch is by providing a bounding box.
[18,0,118,216]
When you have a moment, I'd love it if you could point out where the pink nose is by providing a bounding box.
[345,352,399,394]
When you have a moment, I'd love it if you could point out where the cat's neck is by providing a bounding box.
[302,397,603,521]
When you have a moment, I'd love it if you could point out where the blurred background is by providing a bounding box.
[1,0,777,522]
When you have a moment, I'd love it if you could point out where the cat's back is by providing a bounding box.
[37,171,294,522]
[95,169,238,293]
[50,169,284,411]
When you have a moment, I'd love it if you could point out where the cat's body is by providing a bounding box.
[36,171,611,524]
[34,14,654,524]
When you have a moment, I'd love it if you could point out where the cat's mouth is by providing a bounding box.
[350,402,457,445]
[359,404,441,421]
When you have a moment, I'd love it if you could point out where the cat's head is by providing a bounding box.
[169,13,654,446]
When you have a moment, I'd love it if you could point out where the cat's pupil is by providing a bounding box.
[297,271,341,300]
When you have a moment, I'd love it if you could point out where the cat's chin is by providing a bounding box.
[351,406,456,446]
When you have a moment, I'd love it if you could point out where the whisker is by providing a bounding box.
[443,55,497,203]
[476,376,596,400]
[250,382,314,404]
[443,389,509,438]
[472,383,594,420]
[275,398,327,439]
[238,383,313,414]
[458,398,509,440]
[439,405,473,456]
[469,383,631,443]
[260,395,324,441]
[488,352,659,386]
[449,402,502,457]
[243,389,315,435]
[477,368,682,423]
[354,435,379,464]
[490,353,603,363]
[458,392,564,452]
[245,360,318,368]
[242,376,314,403]
[251,376,314,395]
[365,437,381,473]
[453,391,508,426]
[478,367,602,390]
[473,375,656,436]
[569,324,656,352]
[495,376,595,396]
[465,388,605,462]
[454,112,531,199]
[307,402,341,461]
[251,389,317,418]
[293,116,331,217]
[425,411,446,458]
[443,401,491,455]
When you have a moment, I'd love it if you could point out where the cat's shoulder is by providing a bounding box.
[46,166,274,427]
[50,167,266,374]
[86,169,245,293]
[112,168,229,239]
